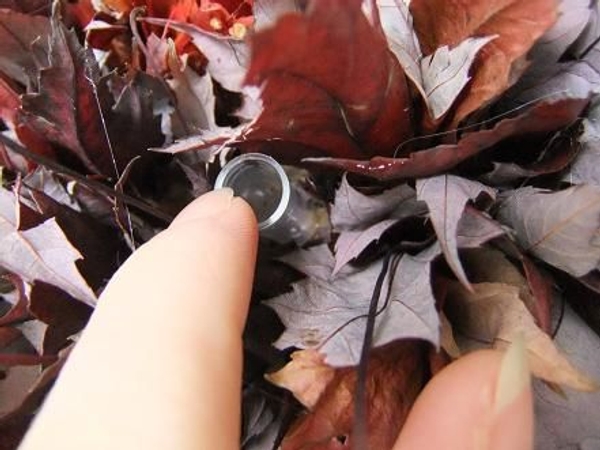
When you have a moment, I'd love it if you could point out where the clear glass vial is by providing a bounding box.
[214,153,330,245]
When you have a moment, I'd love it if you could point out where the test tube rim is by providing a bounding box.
[214,153,291,231]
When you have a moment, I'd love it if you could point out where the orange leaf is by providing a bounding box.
[410,0,559,125]
[266,349,336,409]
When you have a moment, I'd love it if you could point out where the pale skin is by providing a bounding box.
[19,189,534,450]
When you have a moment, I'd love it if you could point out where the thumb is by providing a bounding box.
[394,341,534,450]
[20,189,258,450]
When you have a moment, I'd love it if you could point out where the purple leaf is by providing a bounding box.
[571,0,600,57]
[529,0,591,63]
[497,185,600,277]
[333,219,399,275]
[0,189,96,306]
[330,176,416,231]
[267,245,440,366]
[456,206,505,248]
[330,177,426,273]
[417,175,496,288]
[0,9,50,86]
[242,390,276,448]
[501,4,600,109]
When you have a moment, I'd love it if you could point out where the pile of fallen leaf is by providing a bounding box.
[1,0,600,448]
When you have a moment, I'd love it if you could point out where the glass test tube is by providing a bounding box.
[214,153,329,245]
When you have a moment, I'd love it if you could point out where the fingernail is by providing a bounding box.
[170,188,234,227]
[494,335,530,415]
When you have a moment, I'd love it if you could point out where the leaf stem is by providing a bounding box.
[353,251,392,450]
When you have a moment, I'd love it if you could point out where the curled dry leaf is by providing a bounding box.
[281,340,426,450]
[461,247,552,335]
[497,185,600,278]
[409,0,559,125]
[446,280,598,391]
[143,18,250,92]
[306,96,587,181]
[266,349,336,409]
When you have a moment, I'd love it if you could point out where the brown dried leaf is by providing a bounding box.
[461,247,551,333]
[446,281,598,391]
[410,0,559,125]
[439,311,460,358]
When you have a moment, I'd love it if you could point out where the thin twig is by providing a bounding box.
[0,134,174,223]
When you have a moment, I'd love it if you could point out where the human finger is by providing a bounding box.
[20,189,258,450]
[394,341,533,450]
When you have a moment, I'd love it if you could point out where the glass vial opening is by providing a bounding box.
[214,153,291,230]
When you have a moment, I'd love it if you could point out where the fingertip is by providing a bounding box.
[394,349,533,450]
[170,189,259,242]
